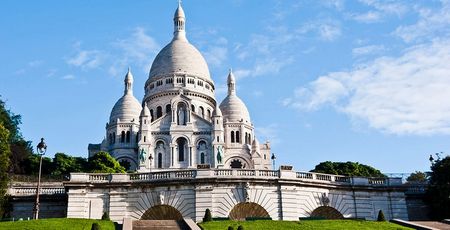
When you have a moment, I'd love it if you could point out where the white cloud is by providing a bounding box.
[204,46,228,67]
[297,20,342,41]
[255,123,280,146]
[234,57,293,79]
[352,45,386,56]
[62,74,75,80]
[394,1,450,43]
[351,11,381,23]
[358,0,408,16]
[284,40,450,135]
[67,50,104,69]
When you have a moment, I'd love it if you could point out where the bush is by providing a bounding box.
[237,225,244,230]
[101,212,110,221]
[91,223,100,230]
[203,208,212,222]
[227,226,234,230]
[377,210,386,221]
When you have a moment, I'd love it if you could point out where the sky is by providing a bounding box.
[1,0,450,174]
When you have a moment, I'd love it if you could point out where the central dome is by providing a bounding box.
[147,3,211,83]
[148,39,211,81]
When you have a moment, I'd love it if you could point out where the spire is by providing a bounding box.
[124,68,133,95]
[173,1,187,40]
[227,68,236,95]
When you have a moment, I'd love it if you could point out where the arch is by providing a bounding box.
[165,104,171,114]
[177,102,187,125]
[230,159,243,169]
[150,109,154,122]
[236,131,240,143]
[156,106,163,118]
[119,159,131,171]
[121,131,125,143]
[126,131,131,143]
[310,206,344,219]
[176,137,187,162]
[207,109,211,119]
[231,131,235,143]
[229,202,270,220]
[199,106,205,118]
[141,205,183,220]
[191,104,195,112]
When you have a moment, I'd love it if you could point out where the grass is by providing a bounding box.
[199,220,413,230]
[0,218,115,230]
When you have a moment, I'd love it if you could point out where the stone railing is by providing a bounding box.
[8,186,66,196]
[68,169,402,187]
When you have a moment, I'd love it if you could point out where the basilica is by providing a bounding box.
[88,3,272,171]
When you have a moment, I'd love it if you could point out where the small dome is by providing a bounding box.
[148,39,211,82]
[219,95,251,122]
[110,94,142,123]
[212,104,222,117]
[140,102,151,117]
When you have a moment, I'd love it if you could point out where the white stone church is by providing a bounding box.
[88,3,271,172]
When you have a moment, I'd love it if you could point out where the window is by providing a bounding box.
[207,110,211,119]
[126,131,130,143]
[231,131,235,143]
[109,133,112,144]
[136,133,139,143]
[113,132,116,144]
[191,104,195,112]
[199,106,205,118]
[121,131,125,143]
[166,104,171,114]
[150,110,154,122]
[156,106,162,118]
[144,136,146,142]
[166,78,173,84]
[177,138,186,161]
[156,80,163,86]
[158,153,163,168]
[149,84,154,89]
[236,131,240,143]
[200,152,205,164]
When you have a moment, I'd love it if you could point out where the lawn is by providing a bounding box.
[0,218,115,230]
[199,220,413,230]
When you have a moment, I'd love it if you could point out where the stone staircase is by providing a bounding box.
[132,220,190,230]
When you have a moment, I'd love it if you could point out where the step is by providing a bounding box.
[132,220,189,230]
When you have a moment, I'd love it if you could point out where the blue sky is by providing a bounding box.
[1,0,450,173]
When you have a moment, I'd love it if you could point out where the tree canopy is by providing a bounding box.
[311,161,385,177]
[0,123,11,217]
[426,155,450,219]
[87,151,126,173]
[406,171,428,183]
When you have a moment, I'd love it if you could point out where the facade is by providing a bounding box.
[88,3,271,171]
[70,3,412,224]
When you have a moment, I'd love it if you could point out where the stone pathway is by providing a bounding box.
[133,220,189,230]
[412,221,450,230]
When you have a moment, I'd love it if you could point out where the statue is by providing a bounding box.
[244,182,250,202]
[158,191,165,205]
[139,148,147,164]
[177,106,186,125]
[216,146,223,164]
[321,193,330,206]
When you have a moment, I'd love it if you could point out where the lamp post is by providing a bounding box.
[271,153,276,170]
[33,138,47,220]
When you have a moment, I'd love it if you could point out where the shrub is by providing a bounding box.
[227,226,234,230]
[91,223,100,230]
[237,225,244,230]
[377,210,386,221]
[203,208,212,222]
[101,212,110,221]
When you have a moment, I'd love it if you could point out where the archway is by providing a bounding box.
[230,159,243,169]
[229,202,270,220]
[310,206,343,219]
[141,205,183,220]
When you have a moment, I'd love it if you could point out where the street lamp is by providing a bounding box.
[271,153,276,170]
[33,138,47,220]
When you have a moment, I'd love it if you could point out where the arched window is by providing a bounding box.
[231,131,235,143]
[156,106,162,118]
[199,106,205,118]
[207,110,211,119]
[144,136,146,142]
[158,153,163,168]
[150,109,154,122]
[126,131,130,143]
[244,133,248,144]
[109,133,112,144]
[200,152,205,164]
[113,132,116,144]
[236,131,240,143]
[191,104,195,112]
[177,138,186,162]
[177,103,187,125]
[121,131,125,143]
[166,104,171,114]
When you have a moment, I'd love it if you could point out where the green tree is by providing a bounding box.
[0,97,33,174]
[88,152,125,173]
[406,171,428,183]
[377,210,386,221]
[311,161,385,177]
[23,154,53,176]
[426,155,450,220]
[52,153,88,176]
[0,123,11,217]
[203,208,212,222]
